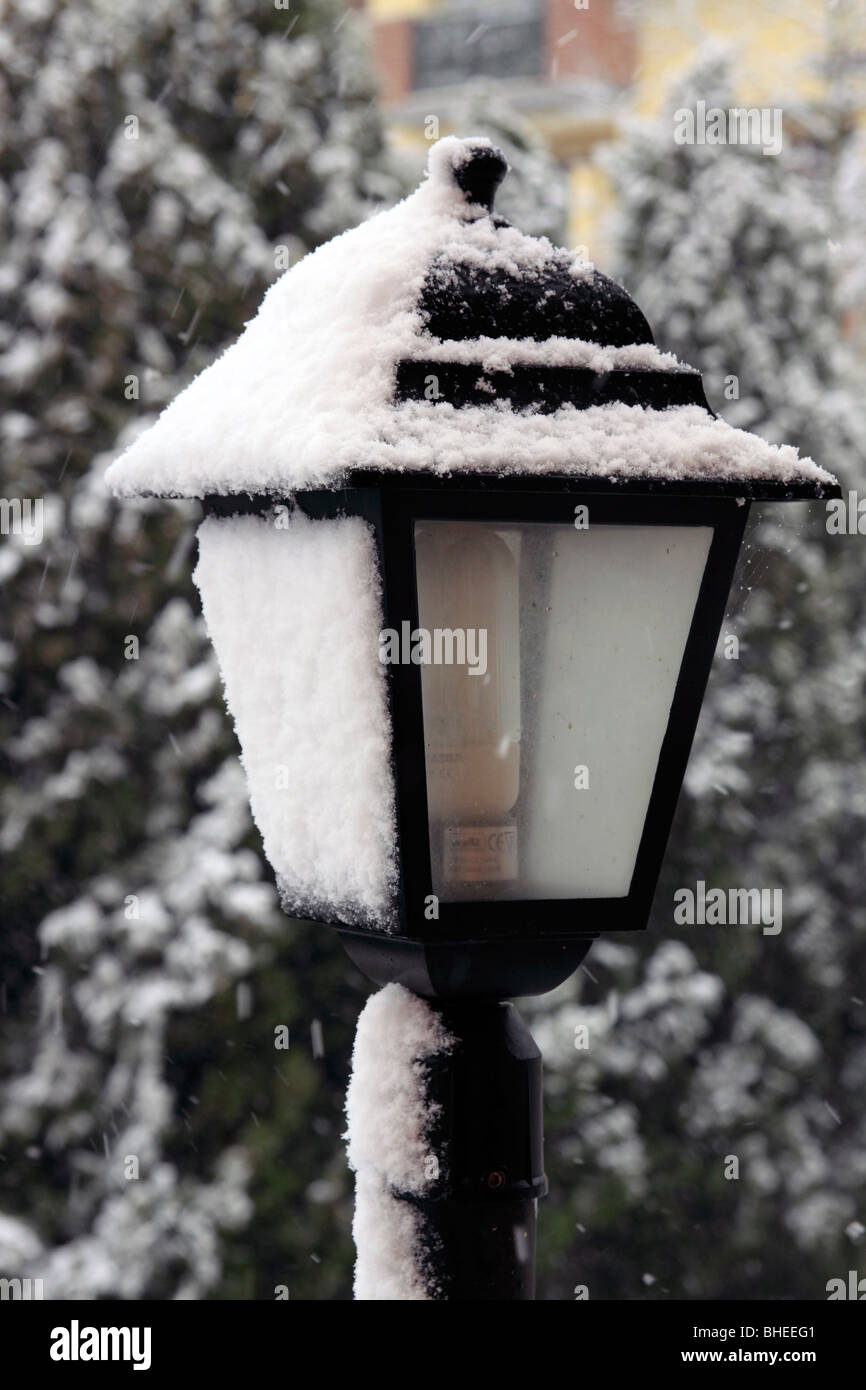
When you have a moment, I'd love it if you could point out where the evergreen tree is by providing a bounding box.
[0,0,400,1300]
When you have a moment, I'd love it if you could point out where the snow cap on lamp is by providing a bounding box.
[106,136,837,501]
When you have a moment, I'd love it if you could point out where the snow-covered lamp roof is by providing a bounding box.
[106,137,837,501]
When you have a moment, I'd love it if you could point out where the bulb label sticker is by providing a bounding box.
[444,825,517,884]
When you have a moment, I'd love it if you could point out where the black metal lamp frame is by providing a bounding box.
[205,470,832,999]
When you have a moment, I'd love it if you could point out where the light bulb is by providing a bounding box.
[414,522,521,897]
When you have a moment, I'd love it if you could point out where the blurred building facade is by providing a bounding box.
[359,0,866,265]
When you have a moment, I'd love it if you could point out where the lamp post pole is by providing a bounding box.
[404,1000,546,1301]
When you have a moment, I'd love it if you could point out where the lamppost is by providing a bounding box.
[108,137,839,1301]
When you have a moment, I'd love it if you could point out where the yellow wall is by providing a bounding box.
[369,0,864,265]
[367,0,440,17]
[635,0,829,115]
[569,163,610,262]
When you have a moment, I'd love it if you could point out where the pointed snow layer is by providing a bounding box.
[106,136,836,500]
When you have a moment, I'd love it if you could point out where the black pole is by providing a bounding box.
[395,1000,546,1300]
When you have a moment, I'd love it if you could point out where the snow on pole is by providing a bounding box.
[344,986,546,1301]
[344,984,454,1300]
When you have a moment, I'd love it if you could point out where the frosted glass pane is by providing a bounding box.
[415,520,713,903]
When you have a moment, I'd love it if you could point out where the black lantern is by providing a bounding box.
[159,138,837,1004]
[272,473,765,1000]
[108,138,839,1300]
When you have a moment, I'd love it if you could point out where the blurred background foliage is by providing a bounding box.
[0,0,864,1299]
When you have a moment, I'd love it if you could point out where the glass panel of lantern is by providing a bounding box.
[414,518,714,904]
